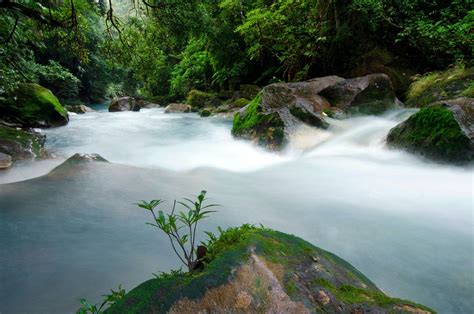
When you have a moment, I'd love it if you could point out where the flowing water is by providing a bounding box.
[0,108,472,313]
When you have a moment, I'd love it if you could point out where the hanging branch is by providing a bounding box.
[2,14,18,44]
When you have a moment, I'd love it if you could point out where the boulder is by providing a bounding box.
[109,97,140,112]
[107,225,434,314]
[164,103,192,113]
[0,152,12,169]
[186,90,218,109]
[65,104,95,114]
[319,73,398,115]
[406,66,473,107]
[0,125,47,160]
[138,100,161,109]
[0,83,68,128]
[48,153,108,177]
[387,97,473,164]
[199,108,212,117]
[233,74,398,150]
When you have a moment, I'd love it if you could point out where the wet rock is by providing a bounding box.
[65,104,95,114]
[0,152,12,169]
[164,103,192,113]
[0,83,68,128]
[107,226,434,314]
[387,97,473,164]
[109,97,140,112]
[0,125,47,160]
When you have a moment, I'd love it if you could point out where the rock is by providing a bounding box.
[186,90,218,109]
[109,97,140,112]
[0,83,68,128]
[48,153,108,177]
[65,104,95,114]
[387,98,473,164]
[406,66,473,107]
[238,84,261,100]
[107,225,434,314]
[319,73,398,115]
[233,74,399,150]
[0,125,47,160]
[138,100,161,108]
[0,152,12,169]
[199,108,212,117]
[164,103,192,113]
[218,90,237,100]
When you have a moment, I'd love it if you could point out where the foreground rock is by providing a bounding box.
[0,125,47,161]
[0,83,68,127]
[0,152,12,169]
[109,97,140,112]
[232,74,397,150]
[387,97,473,164]
[48,153,108,177]
[65,104,95,114]
[164,103,192,113]
[106,226,433,313]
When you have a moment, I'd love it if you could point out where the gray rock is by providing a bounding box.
[164,103,192,113]
[66,104,95,114]
[109,97,141,112]
[0,152,12,169]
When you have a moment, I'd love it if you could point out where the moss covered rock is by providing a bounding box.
[106,225,434,314]
[406,66,473,107]
[0,125,47,160]
[186,90,220,109]
[232,94,286,150]
[387,98,473,163]
[0,83,68,128]
[164,103,192,113]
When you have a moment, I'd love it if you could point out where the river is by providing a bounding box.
[0,107,472,313]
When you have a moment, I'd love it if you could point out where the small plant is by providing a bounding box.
[76,285,126,314]
[137,190,218,272]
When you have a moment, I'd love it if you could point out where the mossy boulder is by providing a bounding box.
[232,94,286,150]
[0,83,68,128]
[0,125,47,161]
[106,225,434,314]
[387,98,473,164]
[238,84,261,100]
[199,108,212,117]
[186,90,220,109]
[232,74,399,150]
[405,66,474,107]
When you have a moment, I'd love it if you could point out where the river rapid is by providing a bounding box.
[0,107,472,313]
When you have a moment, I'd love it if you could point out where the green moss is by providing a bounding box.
[0,125,44,158]
[406,66,474,107]
[232,98,250,108]
[199,108,212,117]
[106,225,435,313]
[387,106,472,163]
[1,83,68,127]
[186,90,217,109]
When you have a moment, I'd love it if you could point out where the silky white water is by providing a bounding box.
[0,108,472,313]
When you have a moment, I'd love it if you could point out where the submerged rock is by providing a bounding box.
[232,74,398,150]
[65,104,95,114]
[164,103,192,113]
[48,153,108,177]
[109,97,140,112]
[0,83,68,128]
[387,98,473,163]
[0,152,12,169]
[106,226,434,313]
[0,125,47,160]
